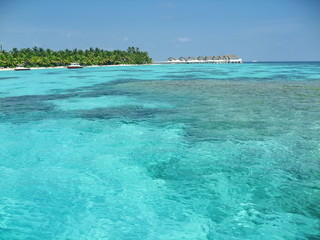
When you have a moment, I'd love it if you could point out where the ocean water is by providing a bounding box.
[0,63,319,239]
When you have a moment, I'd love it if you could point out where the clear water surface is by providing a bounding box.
[0,63,319,239]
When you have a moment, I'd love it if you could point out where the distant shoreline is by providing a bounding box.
[1,61,319,72]
[0,64,152,72]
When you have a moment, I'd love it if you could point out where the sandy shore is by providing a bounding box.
[0,66,65,71]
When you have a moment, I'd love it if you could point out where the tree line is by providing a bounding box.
[0,46,152,68]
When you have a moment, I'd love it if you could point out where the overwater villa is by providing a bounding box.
[167,55,242,64]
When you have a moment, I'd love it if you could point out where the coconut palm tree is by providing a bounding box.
[0,46,152,68]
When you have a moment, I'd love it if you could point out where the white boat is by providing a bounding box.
[14,65,31,71]
[67,63,83,69]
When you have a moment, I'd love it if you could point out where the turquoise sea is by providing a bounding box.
[0,63,319,239]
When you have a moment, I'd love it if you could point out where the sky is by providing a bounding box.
[0,0,320,61]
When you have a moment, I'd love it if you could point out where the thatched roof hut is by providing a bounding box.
[179,57,187,61]
[168,57,177,61]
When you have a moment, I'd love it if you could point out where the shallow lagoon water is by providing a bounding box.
[0,63,320,239]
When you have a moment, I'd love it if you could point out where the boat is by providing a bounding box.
[14,65,31,71]
[67,63,83,69]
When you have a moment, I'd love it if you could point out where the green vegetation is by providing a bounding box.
[0,46,152,68]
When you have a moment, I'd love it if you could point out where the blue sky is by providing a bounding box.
[0,0,319,61]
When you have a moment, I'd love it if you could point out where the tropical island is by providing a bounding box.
[0,46,152,68]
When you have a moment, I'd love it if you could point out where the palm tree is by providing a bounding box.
[0,46,152,68]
